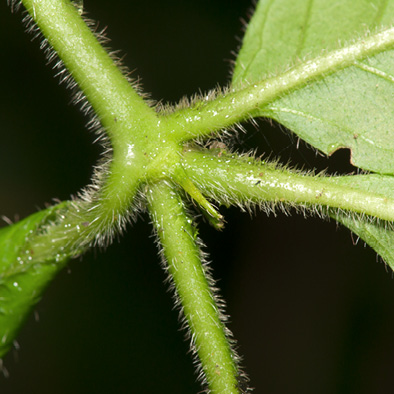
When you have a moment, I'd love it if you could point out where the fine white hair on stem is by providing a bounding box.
[7,1,153,249]
[148,184,252,393]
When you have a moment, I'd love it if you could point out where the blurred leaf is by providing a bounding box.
[234,0,394,174]
[0,203,71,357]
[336,214,394,270]
[328,174,394,271]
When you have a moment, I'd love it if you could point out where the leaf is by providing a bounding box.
[328,174,394,271]
[336,214,394,270]
[233,0,394,174]
[0,203,71,357]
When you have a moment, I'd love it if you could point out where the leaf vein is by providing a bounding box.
[242,0,275,81]
[354,60,394,83]
[295,0,315,57]
[373,0,389,26]
[269,106,387,151]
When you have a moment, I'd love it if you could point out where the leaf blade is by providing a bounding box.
[0,204,71,357]
[234,0,394,173]
[328,174,394,271]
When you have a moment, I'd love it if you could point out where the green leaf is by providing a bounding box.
[0,203,71,357]
[233,0,394,174]
[336,214,394,270]
[328,174,394,271]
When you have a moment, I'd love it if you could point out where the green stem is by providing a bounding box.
[147,181,241,394]
[182,149,394,222]
[21,0,157,145]
[18,0,163,259]
[2,0,164,356]
[161,27,394,141]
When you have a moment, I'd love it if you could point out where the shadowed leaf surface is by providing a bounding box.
[329,174,394,270]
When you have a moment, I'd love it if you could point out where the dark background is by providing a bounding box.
[1,1,394,393]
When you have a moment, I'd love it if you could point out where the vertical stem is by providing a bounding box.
[147,181,240,394]
[21,0,157,145]
[18,0,161,253]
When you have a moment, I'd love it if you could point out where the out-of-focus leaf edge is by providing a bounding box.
[333,213,394,272]
[326,174,394,272]
[0,202,72,358]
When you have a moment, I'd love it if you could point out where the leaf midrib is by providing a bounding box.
[237,26,394,110]
[266,105,392,153]
[168,26,394,141]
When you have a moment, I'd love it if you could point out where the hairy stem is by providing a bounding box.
[21,0,157,144]
[161,27,394,141]
[147,181,241,394]
[17,0,163,256]
[182,149,394,222]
